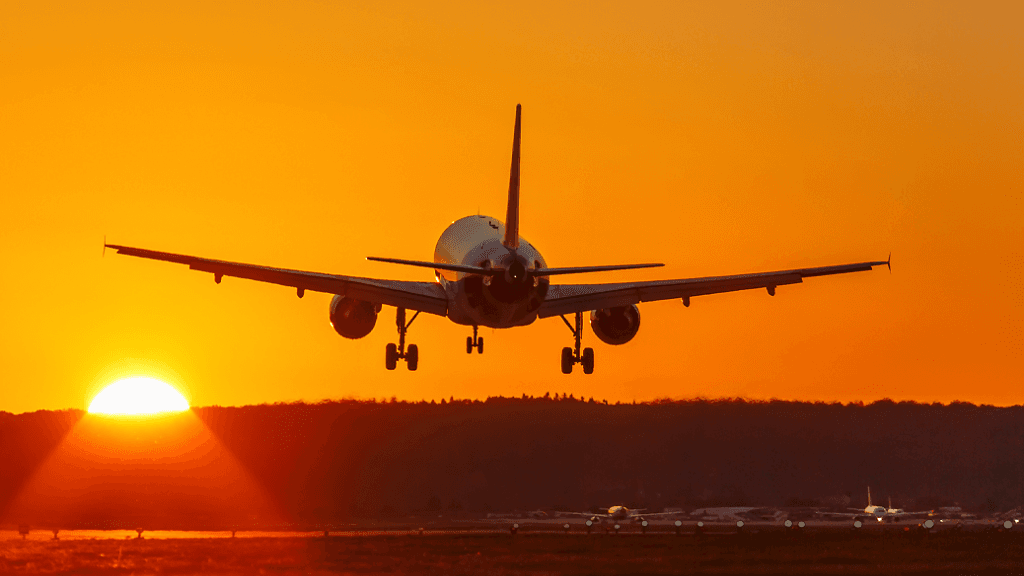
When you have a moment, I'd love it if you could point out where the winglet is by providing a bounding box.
[103,235,107,257]
[887,252,891,273]
[503,104,521,251]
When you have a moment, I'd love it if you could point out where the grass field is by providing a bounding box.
[1,532,1022,574]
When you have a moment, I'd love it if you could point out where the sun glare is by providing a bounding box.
[88,377,189,415]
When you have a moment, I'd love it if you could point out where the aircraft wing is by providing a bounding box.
[105,244,449,316]
[897,510,933,517]
[634,511,681,518]
[537,259,889,318]
[817,509,889,519]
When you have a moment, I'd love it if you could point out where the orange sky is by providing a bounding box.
[1,1,1021,412]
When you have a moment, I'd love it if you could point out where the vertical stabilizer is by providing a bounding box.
[503,104,522,250]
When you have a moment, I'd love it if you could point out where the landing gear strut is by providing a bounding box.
[386,307,420,371]
[560,311,594,374]
[466,325,484,354]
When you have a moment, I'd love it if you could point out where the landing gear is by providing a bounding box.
[559,311,595,374]
[466,325,484,354]
[385,307,420,371]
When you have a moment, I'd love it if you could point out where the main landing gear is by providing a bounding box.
[466,325,484,354]
[386,307,419,371]
[560,311,594,374]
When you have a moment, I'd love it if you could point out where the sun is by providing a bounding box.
[88,376,190,415]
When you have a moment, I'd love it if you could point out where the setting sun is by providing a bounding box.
[88,377,190,415]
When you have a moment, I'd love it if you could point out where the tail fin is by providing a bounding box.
[503,104,521,250]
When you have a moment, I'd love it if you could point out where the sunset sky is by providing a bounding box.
[1,1,1020,413]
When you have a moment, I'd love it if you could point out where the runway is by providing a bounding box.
[5,517,1015,541]
[2,526,1022,575]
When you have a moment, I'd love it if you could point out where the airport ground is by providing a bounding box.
[2,523,1023,575]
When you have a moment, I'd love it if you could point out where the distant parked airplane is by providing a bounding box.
[568,505,678,525]
[820,487,928,522]
[106,105,889,373]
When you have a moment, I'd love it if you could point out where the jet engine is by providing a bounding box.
[589,305,641,345]
[329,295,379,339]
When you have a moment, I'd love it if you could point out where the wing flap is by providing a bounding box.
[106,244,449,316]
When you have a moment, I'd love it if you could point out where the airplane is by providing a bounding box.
[569,505,678,525]
[104,104,890,373]
[819,487,928,522]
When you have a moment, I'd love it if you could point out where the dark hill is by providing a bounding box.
[1,398,1021,527]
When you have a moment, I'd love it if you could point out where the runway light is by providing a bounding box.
[641,520,648,527]
[585,520,593,526]
[798,522,806,529]
[924,520,935,529]
[854,520,862,528]
[736,521,744,528]
[784,520,793,528]
[697,521,704,527]
[674,520,682,527]
[1004,521,1013,530]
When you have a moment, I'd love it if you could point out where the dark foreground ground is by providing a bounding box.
[2,532,1023,575]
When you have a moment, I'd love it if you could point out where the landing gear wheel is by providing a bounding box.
[477,337,484,354]
[561,347,574,374]
[406,344,419,371]
[385,343,398,371]
[466,336,473,354]
[581,347,595,374]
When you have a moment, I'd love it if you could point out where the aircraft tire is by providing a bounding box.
[561,347,573,374]
[386,343,398,370]
[407,344,419,371]
[466,337,473,354]
[477,337,484,354]
[582,348,595,374]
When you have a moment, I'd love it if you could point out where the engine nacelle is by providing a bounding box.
[329,295,379,339]
[589,305,641,345]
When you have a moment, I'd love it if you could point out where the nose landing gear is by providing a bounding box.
[560,311,594,374]
[386,307,420,371]
[466,325,484,354]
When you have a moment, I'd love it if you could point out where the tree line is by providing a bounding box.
[1,397,1021,527]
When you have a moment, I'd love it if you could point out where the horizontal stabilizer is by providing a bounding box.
[369,257,664,277]
[367,256,499,276]
[535,263,664,276]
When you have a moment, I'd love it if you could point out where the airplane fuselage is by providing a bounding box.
[435,215,549,328]
[864,506,886,518]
